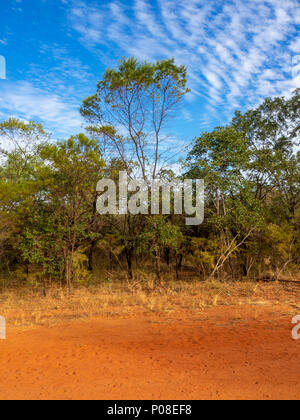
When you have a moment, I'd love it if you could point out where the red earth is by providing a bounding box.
[0,305,299,400]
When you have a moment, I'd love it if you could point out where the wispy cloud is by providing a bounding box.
[0,40,94,138]
[1,0,298,139]
[0,81,83,137]
[68,0,300,121]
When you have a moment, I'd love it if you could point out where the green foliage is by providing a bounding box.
[0,61,299,288]
[185,90,300,279]
[81,57,190,180]
[138,216,182,255]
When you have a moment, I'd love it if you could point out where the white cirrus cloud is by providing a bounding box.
[67,0,300,120]
[0,81,83,137]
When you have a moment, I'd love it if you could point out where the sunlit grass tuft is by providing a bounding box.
[0,277,299,328]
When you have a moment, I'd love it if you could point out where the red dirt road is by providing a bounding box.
[0,306,299,400]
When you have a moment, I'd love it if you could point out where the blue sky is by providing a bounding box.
[0,0,299,144]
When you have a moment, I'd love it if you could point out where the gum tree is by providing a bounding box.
[186,90,300,280]
[81,58,190,281]
[81,57,189,180]
[0,119,49,275]
[185,126,263,279]
[20,134,105,293]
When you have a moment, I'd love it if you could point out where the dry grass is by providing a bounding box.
[0,278,299,328]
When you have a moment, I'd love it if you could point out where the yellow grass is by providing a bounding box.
[1,278,299,328]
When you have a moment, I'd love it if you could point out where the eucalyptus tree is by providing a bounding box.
[185,126,263,279]
[232,90,300,277]
[81,58,190,281]
[81,57,189,180]
[185,90,300,280]
[232,89,300,201]
[0,119,49,274]
[20,134,105,292]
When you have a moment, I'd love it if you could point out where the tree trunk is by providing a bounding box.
[42,277,47,297]
[88,240,97,272]
[125,245,133,280]
[164,247,170,266]
[64,249,73,295]
[175,254,183,280]
[155,247,161,285]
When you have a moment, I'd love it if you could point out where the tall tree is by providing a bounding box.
[81,58,189,281]
[20,134,105,293]
[81,57,189,180]
[0,119,49,275]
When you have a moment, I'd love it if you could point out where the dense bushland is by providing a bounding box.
[0,58,299,292]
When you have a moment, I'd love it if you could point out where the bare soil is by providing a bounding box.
[0,305,299,400]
